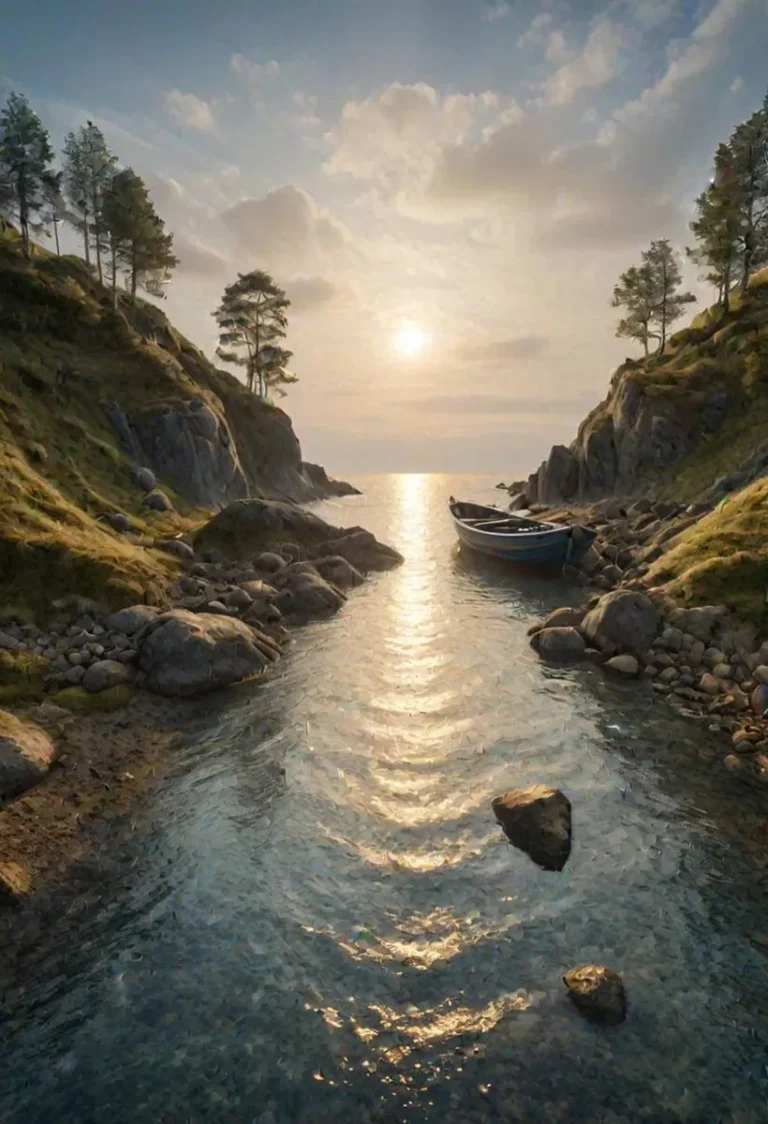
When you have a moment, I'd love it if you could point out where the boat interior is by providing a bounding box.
[449,499,555,534]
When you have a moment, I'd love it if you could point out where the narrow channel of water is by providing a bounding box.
[2,474,768,1124]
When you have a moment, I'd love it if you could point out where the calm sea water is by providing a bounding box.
[2,474,768,1124]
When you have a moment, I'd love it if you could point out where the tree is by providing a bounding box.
[0,92,57,256]
[101,168,177,302]
[611,263,658,357]
[645,239,696,352]
[728,101,768,291]
[41,172,65,255]
[261,344,298,398]
[213,271,291,396]
[62,121,117,280]
[688,145,745,314]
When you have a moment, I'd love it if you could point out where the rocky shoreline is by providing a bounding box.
[525,495,768,792]
[0,498,402,904]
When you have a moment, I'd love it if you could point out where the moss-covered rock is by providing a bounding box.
[50,684,133,713]
[0,649,50,704]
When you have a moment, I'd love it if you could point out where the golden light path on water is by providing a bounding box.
[308,473,537,1072]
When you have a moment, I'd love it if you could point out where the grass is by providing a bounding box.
[648,477,768,625]
[50,685,133,713]
[0,651,51,705]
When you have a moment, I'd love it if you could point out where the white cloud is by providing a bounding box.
[631,0,682,28]
[730,75,744,92]
[324,82,499,183]
[230,55,281,83]
[541,20,626,106]
[486,1,510,21]
[164,89,215,131]
[517,12,552,48]
[545,30,571,62]
[287,276,349,312]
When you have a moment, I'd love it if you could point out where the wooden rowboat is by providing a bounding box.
[449,498,596,567]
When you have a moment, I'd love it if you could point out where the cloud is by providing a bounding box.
[631,0,682,29]
[165,89,215,131]
[287,276,346,312]
[455,336,548,362]
[486,1,510,21]
[323,82,499,184]
[541,20,626,105]
[731,75,744,92]
[545,30,571,62]
[219,185,354,273]
[174,233,230,277]
[230,55,281,83]
[517,12,552,48]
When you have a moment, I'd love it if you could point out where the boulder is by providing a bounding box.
[605,654,639,677]
[699,673,721,696]
[564,965,626,1025]
[223,587,253,610]
[541,607,586,630]
[254,552,287,574]
[530,627,586,663]
[100,512,132,534]
[491,785,571,871]
[312,555,365,590]
[132,466,157,492]
[154,538,194,562]
[581,590,660,655]
[658,626,684,652]
[273,572,346,623]
[724,753,768,788]
[138,610,270,697]
[82,660,131,693]
[669,605,730,643]
[751,684,768,717]
[753,665,768,686]
[307,529,403,573]
[104,605,162,635]
[142,490,173,512]
[0,711,57,798]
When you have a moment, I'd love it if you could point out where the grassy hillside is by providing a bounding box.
[0,231,308,613]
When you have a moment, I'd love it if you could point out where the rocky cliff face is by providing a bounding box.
[520,271,768,508]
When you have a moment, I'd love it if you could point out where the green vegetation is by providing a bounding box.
[213,269,297,398]
[649,477,768,625]
[0,651,51,705]
[612,240,695,355]
[50,684,133,713]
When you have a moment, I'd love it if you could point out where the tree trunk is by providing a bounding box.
[17,176,29,256]
[82,212,91,267]
[111,244,117,308]
[130,247,137,298]
[92,188,103,283]
[53,219,60,256]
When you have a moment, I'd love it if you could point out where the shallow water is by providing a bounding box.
[3,474,768,1124]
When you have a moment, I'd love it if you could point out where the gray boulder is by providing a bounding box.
[541,607,585,630]
[254,552,287,573]
[668,604,730,643]
[138,609,270,696]
[307,529,403,572]
[104,605,162,635]
[751,684,768,717]
[0,711,57,799]
[581,590,659,655]
[491,785,571,871]
[605,654,639,677]
[82,660,131,693]
[563,965,627,1025]
[312,555,365,590]
[142,490,173,512]
[273,571,346,623]
[154,538,195,562]
[530,627,586,662]
[132,466,157,492]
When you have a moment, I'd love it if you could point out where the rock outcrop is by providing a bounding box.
[491,785,572,871]
[581,590,660,655]
[0,710,57,798]
[563,965,627,1025]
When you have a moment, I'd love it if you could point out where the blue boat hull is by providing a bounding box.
[449,500,596,568]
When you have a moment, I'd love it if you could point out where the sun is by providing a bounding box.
[393,321,429,358]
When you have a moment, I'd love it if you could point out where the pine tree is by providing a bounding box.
[213,271,291,396]
[611,263,659,357]
[0,92,57,256]
[62,121,117,279]
[688,146,744,314]
[101,168,177,302]
[645,239,695,352]
[41,172,65,255]
[729,103,768,291]
[262,345,298,398]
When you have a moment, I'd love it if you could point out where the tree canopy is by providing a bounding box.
[213,271,295,397]
[0,92,59,256]
[612,240,694,356]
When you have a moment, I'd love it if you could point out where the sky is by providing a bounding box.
[3,0,768,475]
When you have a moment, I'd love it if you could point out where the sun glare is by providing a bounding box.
[393,322,429,358]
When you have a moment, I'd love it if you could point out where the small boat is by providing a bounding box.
[449,497,596,567]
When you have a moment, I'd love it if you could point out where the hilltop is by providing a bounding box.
[0,228,353,611]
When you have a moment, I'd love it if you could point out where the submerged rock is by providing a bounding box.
[491,785,572,871]
[604,654,639,677]
[0,710,57,798]
[581,589,660,655]
[541,607,586,630]
[313,555,365,590]
[138,609,270,696]
[530,627,586,662]
[563,965,627,1025]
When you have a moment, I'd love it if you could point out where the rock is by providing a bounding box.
[0,630,21,651]
[82,660,131,693]
[154,538,194,562]
[579,545,604,576]
[751,684,768,717]
[658,666,679,684]
[51,685,132,713]
[63,665,86,684]
[0,711,57,798]
[720,626,757,657]
[308,529,403,573]
[563,965,626,1025]
[491,785,571,871]
[724,753,768,788]
[581,590,659,656]
[132,466,157,492]
[658,626,684,652]
[712,663,732,680]
[719,687,749,713]
[117,649,138,664]
[669,605,730,643]
[142,490,173,512]
[629,498,652,515]
[699,673,721,696]
[530,627,586,662]
[312,555,365,590]
[753,665,768,686]
[688,639,706,667]
[223,587,253,610]
[273,571,346,623]
[277,542,301,563]
[254,551,287,574]
[201,548,225,565]
[67,651,83,666]
[703,648,726,669]
[541,607,586,630]
[605,654,639,677]
[99,511,132,533]
[138,609,270,697]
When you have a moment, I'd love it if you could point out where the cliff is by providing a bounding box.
[520,267,768,509]
[0,231,353,608]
